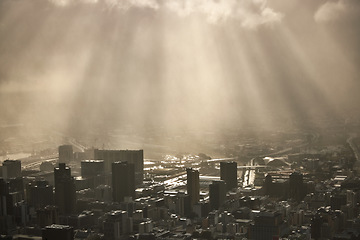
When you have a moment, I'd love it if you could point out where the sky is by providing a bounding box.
[0,0,359,138]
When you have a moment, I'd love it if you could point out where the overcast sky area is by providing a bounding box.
[0,0,360,138]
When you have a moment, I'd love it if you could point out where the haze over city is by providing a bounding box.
[1,0,360,143]
[2,1,360,239]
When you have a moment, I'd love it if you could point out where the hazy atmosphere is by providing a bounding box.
[1,0,360,138]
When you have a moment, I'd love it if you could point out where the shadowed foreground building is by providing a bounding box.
[54,163,76,215]
[220,161,237,191]
[186,168,200,205]
[42,224,74,240]
[112,161,135,203]
[209,180,226,210]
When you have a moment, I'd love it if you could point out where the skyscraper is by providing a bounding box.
[112,161,135,203]
[209,180,226,210]
[94,149,144,185]
[58,145,74,163]
[2,160,21,180]
[289,172,305,202]
[220,161,237,191]
[186,168,199,205]
[54,163,76,215]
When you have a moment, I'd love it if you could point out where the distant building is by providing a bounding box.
[186,168,200,205]
[112,161,135,203]
[209,180,226,210]
[2,160,21,180]
[58,145,74,163]
[104,210,132,240]
[220,162,237,191]
[94,149,143,185]
[42,224,74,240]
[54,163,76,215]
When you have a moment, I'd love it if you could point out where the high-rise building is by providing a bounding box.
[289,172,305,202]
[81,160,104,178]
[112,161,135,203]
[186,168,199,205]
[58,145,74,163]
[2,160,21,180]
[42,224,74,240]
[209,180,226,210]
[220,162,237,191]
[27,180,53,209]
[0,179,15,235]
[94,149,143,185]
[37,206,59,227]
[54,163,76,215]
[104,210,132,240]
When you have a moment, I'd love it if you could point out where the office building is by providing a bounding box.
[104,210,132,240]
[289,172,305,202]
[94,149,143,185]
[27,180,53,209]
[209,180,226,210]
[81,160,104,178]
[112,161,135,203]
[58,145,74,163]
[186,168,199,205]
[42,224,74,240]
[2,160,21,180]
[0,179,15,235]
[37,206,59,227]
[54,163,76,215]
[220,162,237,191]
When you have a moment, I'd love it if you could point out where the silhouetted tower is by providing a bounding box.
[112,161,135,203]
[58,145,73,163]
[209,180,226,210]
[289,172,305,202]
[220,162,237,191]
[263,174,273,196]
[186,168,200,205]
[0,179,15,235]
[2,160,21,180]
[54,163,76,215]
[27,180,54,209]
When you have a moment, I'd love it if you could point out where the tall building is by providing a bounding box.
[81,160,104,178]
[209,180,226,210]
[104,210,132,240]
[94,149,143,185]
[220,162,237,191]
[42,224,74,240]
[27,180,53,209]
[289,172,305,202]
[54,163,76,215]
[0,179,15,235]
[112,161,135,203]
[2,160,21,180]
[58,145,74,163]
[186,168,199,205]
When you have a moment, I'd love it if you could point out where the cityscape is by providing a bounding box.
[0,121,360,240]
[1,0,360,240]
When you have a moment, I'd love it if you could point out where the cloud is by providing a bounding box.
[315,0,360,22]
[48,0,283,28]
